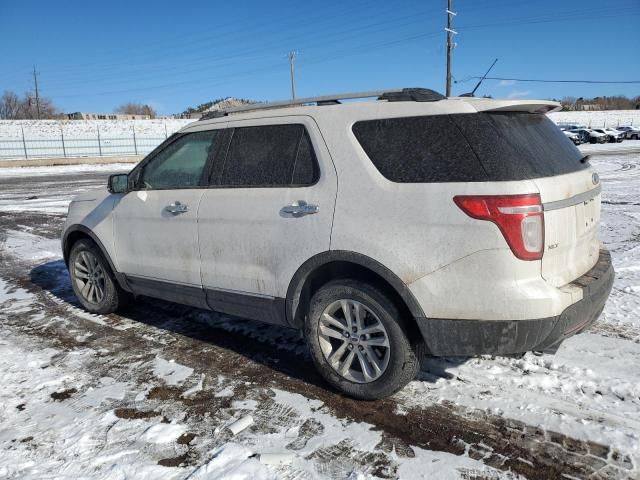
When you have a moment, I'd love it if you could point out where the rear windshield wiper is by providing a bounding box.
[580,155,590,164]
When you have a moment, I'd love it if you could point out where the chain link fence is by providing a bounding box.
[0,127,168,160]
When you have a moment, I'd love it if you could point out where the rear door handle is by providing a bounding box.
[165,201,189,214]
[280,200,319,217]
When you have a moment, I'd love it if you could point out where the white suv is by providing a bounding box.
[62,88,614,400]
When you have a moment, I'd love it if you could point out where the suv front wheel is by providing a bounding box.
[69,239,128,315]
[305,280,421,400]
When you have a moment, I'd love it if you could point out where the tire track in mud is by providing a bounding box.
[1,250,635,480]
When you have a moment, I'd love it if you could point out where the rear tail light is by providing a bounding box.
[453,194,544,261]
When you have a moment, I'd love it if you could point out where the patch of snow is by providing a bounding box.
[189,443,274,480]
[140,423,187,444]
[153,357,194,386]
[1,229,61,261]
[399,332,640,459]
[0,163,132,178]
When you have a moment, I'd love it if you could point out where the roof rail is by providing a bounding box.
[199,88,444,120]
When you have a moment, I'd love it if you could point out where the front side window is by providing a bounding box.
[219,124,319,187]
[138,130,219,189]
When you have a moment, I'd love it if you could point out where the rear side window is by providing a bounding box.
[219,124,319,187]
[352,113,586,183]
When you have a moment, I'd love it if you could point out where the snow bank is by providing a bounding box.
[0,119,192,140]
[549,110,640,128]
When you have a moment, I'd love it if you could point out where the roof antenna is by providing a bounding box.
[460,58,498,97]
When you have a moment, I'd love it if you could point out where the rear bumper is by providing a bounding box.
[416,249,614,356]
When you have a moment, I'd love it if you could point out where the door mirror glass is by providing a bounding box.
[108,174,129,194]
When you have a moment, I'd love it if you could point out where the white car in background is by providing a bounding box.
[592,128,624,143]
[617,126,640,140]
[563,130,582,145]
[569,128,607,144]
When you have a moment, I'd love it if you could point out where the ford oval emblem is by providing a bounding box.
[592,172,599,185]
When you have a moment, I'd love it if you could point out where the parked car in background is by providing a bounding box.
[557,123,586,132]
[617,126,640,140]
[563,130,582,145]
[592,128,624,143]
[570,128,607,144]
[61,89,614,400]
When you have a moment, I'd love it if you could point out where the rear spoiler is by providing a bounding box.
[454,98,562,114]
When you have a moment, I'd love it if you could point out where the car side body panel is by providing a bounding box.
[195,115,338,299]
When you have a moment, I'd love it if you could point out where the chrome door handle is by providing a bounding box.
[165,201,189,214]
[280,200,319,217]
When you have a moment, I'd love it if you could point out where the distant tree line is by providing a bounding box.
[0,90,60,119]
[0,92,158,120]
[560,95,640,111]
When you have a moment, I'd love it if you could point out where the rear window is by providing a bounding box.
[352,113,587,183]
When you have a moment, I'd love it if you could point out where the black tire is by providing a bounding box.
[69,239,129,314]
[304,280,421,400]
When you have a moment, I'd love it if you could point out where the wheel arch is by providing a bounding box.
[285,251,426,335]
[62,224,133,293]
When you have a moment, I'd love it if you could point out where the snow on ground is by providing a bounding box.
[580,139,640,156]
[402,333,640,456]
[0,163,133,178]
[0,300,503,479]
[0,146,639,478]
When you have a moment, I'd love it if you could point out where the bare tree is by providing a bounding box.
[115,102,156,118]
[18,91,60,119]
[0,90,22,119]
[0,90,60,119]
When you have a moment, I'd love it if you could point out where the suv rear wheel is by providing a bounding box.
[69,239,128,314]
[305,280,421,400]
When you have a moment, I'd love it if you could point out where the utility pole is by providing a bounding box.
[445,0,457,97]
[32,65,41,119]
[288,51,297,100]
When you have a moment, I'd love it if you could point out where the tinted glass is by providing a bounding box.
[352,113,586,183]
[139,131,218,189]
[291,131,319,185]
[220,124,319,187]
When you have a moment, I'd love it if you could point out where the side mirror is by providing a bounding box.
[108,174,129,194]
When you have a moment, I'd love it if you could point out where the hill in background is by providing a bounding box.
[181,97,257,117]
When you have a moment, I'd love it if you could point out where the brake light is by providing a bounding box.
[453,194,544,261]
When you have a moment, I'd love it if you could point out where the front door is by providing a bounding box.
[113,129,222,289]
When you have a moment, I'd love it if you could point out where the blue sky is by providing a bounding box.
[1,0,639,115]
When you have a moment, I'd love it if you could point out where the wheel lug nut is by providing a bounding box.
[344,331,350,337]
[358,345,364,351]
[348,344,354,350]
[360,335,366,341]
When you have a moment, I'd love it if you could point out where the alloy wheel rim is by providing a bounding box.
[73,251,106,305]
[318,299,390,383]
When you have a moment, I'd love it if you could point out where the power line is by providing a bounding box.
[471,77,640,84]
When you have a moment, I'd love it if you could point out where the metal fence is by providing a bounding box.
[0,128,167,160]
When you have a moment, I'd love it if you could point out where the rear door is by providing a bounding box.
[197,116,337,314]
